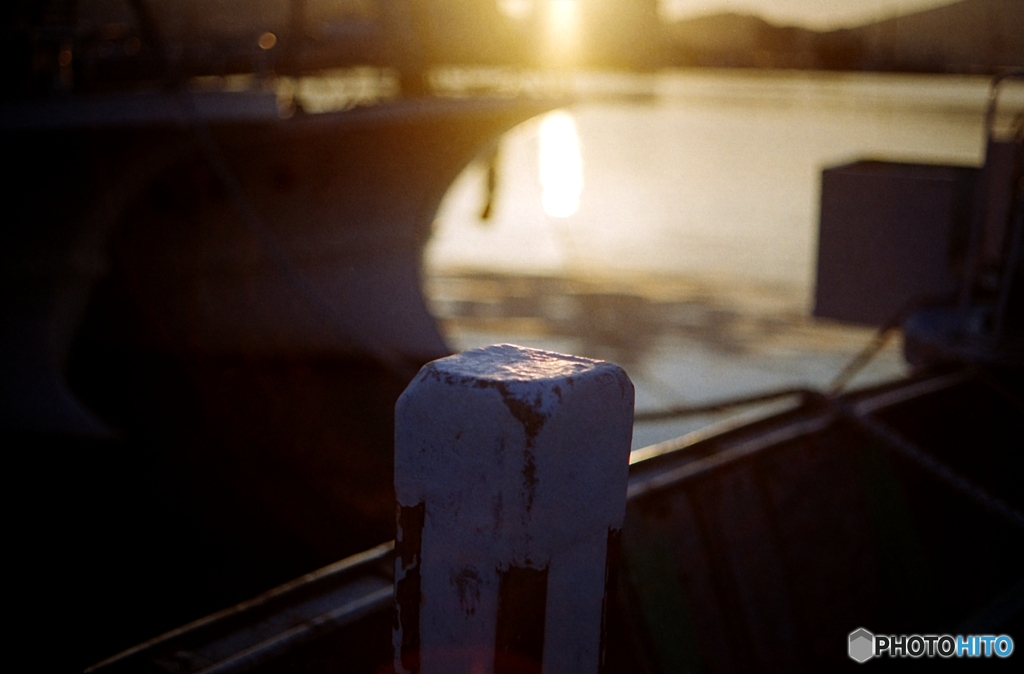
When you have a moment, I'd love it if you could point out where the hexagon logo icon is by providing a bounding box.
[849,628,874,663]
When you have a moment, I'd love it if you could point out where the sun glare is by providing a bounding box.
[538,110,583,218]
[497,0,533,20]
[542,0,581,66]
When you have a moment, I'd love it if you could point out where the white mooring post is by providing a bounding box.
[394,344,634,674]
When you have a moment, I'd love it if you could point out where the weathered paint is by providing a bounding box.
[394,344,634,674]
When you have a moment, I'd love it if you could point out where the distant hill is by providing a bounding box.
[664,0,1024,72]
[836,0,1024,72]
[664,12,817,68]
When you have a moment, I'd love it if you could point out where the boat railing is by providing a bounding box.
[84,364,1024,673]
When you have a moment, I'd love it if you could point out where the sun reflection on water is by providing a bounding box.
[538,110,583,218]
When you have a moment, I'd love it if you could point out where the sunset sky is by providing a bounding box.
[657,0,960,29]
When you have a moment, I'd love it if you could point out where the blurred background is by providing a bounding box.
[3,1,1023,670]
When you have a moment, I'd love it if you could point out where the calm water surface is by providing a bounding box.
[423,70,1012,449]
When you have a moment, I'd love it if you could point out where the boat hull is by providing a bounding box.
[2,95,557,672]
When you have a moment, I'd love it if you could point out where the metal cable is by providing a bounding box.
[633,387,813,422]
[826,326,898,395]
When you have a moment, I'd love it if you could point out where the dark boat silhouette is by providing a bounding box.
[3,3,559,669]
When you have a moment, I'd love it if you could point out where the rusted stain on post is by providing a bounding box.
[394,502,425,674]
[495,565,549,674]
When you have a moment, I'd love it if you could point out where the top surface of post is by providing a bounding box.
[431,343,610,383]
[395,344,634,529]
[400,344,632,447]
